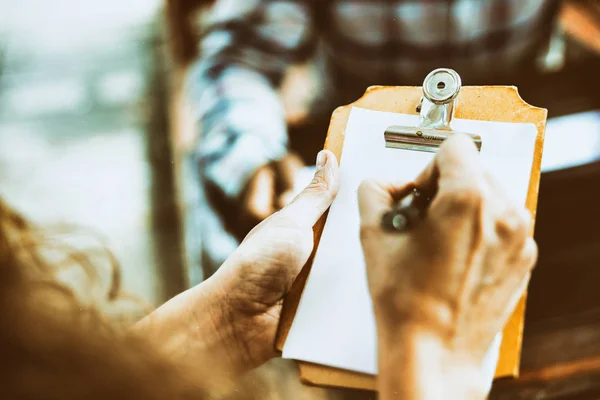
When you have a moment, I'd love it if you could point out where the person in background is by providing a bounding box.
[0,135,536,399]
[188,0,558,278]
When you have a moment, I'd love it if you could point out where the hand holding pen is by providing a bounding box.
[380,187,433,232]
[358,134,537,400]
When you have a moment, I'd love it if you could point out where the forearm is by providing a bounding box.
[377,325,486,400]
[131,277,254,388]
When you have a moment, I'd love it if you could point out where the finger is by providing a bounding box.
[491,236,537,282]
[498,273,531,331]
[496,205,533,254]
[518,237,538,272]
[500,240,536,318]
[416,134,491,226]
[483,169,535,240]
[415,133,484,199]
[244,165,277,221]
[277,150,340,226]
[479,237,537,298]
[358,179,414,228]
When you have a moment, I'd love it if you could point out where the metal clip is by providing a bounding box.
[384,68,482,152]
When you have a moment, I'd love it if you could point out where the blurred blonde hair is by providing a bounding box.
[0,198,209,400]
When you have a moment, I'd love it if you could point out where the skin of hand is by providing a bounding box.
[237,152,305,240]
[134,150,339,390]
[358,134,537,400]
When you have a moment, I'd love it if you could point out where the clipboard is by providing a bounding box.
[275,69,547,391]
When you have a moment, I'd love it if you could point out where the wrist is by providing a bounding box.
[377,324,486,400]
[203,272,278,371]
[131,279,255,383]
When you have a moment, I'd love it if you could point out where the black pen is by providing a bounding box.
[381,188,432,232]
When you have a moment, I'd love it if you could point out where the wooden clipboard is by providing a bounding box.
[275,85,547,391]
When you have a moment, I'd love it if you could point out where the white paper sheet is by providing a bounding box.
[282,108,538,379]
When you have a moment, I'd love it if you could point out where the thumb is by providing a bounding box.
[277,150,339,227]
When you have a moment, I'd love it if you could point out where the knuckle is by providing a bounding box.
[496,207,529,242]
[308,175,330,194]
[520,239,538,269]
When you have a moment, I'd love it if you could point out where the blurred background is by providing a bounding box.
[0,0,184,305]
[1,0,600,399]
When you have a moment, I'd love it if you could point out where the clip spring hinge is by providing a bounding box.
[384,68,482,152]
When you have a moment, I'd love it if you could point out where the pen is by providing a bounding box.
[381,188,432,232]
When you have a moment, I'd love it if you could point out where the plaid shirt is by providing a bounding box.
[187,0,559,277]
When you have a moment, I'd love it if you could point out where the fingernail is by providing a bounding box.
[316,151,328,169]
